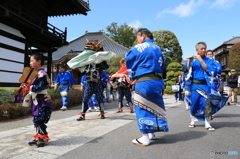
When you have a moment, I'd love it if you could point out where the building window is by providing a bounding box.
[221,56,226,66]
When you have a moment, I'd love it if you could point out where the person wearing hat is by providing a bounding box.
[226,69,239,105]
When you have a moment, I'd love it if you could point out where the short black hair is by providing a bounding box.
[30,53,44,66]
[137,28,153,40]
[59,64,66,69]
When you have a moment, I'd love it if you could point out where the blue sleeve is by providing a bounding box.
[100,71,108,87]
[206,59,217,76]
[101,71,108,82]
[67,72,76,85]
[214,61,222,76]
[125,50,137,81]
[54,73,60,85]
[80,75,86,86]
[182,62,187,72]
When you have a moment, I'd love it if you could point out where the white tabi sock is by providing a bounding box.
[148,133,155,140]
[138,135,150,144]
[205,118,212,128]
[190,114,197,125]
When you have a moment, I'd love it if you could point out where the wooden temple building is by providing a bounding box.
[213,36,240,73]
[51,31,130,84]
[0,0,90,87]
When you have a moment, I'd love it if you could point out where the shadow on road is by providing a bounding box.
[151,131,207,145]
[213,113,240,118]
[212,121,240,129]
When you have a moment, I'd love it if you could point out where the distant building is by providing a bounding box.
[213,36,240,73]
[0,0,90,87]
[51,31,130,84]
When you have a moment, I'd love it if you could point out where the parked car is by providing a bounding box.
[222,82,229,95]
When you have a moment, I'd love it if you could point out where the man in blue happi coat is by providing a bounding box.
[54,64,76,110]
[187,42,227,131]
[126,28,168,146]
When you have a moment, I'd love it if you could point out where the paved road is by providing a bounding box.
[0,95,240,159]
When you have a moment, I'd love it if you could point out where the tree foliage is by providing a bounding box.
[164,62,183,94]
[152,30,183,66]
[105,22,137,48]
[229,42,240,74]
[106,54,125,75]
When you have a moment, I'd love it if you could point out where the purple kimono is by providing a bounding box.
[30,68,52,123]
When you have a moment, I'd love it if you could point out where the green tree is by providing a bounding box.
[164,62,183,94]
[229,42,240,74]
[152,30,183,65]
[106,54,125,75]
[105,22,137,48]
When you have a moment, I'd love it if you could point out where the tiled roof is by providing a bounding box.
[213,36,240,50]
[223,36,240,44]
[52,31,130,61]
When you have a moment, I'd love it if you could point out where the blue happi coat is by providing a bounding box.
[209,59,222,91]
[126,39,168,133]
[54,70,76,92]
[189,56,227,120]
[54,70,75,107]
[182,63,192,106]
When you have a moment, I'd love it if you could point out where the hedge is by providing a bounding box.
[0,88,83,121]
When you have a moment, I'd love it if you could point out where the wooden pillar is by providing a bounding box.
[47,52,52,80]
[24,41,30,67]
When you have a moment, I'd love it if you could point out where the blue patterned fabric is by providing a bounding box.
[82,81,104,103]
[54,70,76,91]
[100,70,108,88]
[88,94,98,107]
[189,56,226,120]
[55,70,75,107]
[210,59,222,91]
[125,39,165,81]
[182,63,192,106]
[190,85,210,121]
[134,80,169,133]
[208,89,228,114]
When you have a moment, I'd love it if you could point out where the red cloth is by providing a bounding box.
[23,82,31,97]
[111,63,132,85]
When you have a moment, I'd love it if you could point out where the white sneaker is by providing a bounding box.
[94,107,99,112]
[60,106,67,111]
